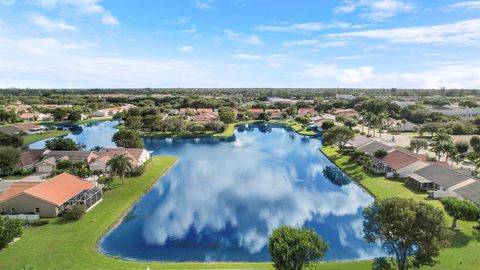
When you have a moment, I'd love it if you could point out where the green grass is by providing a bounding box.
[213,123,235,137]
[1,117,113,127]
[321,146,480,270]
[23,130,70,146]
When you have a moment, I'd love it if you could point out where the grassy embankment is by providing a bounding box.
[22,130,70,146]
[0,117,113,127]
[321,146,480,270]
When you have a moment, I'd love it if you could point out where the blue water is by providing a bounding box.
[29,121,383,262]
[99,123,384,262]
[29,121,119,150]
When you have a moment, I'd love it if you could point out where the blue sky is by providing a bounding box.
[1,0,480,88]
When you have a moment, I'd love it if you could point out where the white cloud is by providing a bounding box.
[31,14,76,32]
[449,1,480,9]
[177,45,193,52]
[232,54,264,60]
[326,19,480,45]
[194,0,215,10]
[0,0,14,6]
[302,63,480,88]
[223,30,262,45]
[304,64,375,84]
[35,0,119,26]
[255,21,361,33]
[335,0,414,20]
[284,39,349,48]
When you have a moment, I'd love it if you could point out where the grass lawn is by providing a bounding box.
[213,123,235,137]
[23,130,70,146]
[321,146,480,270]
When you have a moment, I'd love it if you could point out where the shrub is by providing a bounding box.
[30,219,50,227]
[128,164,146,177]
[321,120,335,130]
[0,217,23,250]
[360,131,366,135]
[374,149,388,158]
[268,225,328,270]
[372,257,396,270]
[62,205,86,221]
[98,176,114,190]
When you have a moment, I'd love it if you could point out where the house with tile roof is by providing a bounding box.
[35,151,98,173]
[88,148,150,172]
[372,150,430,178]
[0,173,102,217]
[407,164,477,198]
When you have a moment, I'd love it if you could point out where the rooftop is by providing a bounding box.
[358,141,392,157]
[414,164,471,188]
[455,181,480,205]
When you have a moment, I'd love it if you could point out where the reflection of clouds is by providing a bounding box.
[308,163,324,178]
[143,155,373,253]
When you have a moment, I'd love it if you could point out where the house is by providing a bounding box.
[35,151,99,173]
[407,164,477,198]
[14,124,45,134]
[357,141,393,157]
[0,173,102,218]
[455,181,480,205]
[90,105,134,118]
[0,126,24,135]
[89,148,150,172]
[335,94,356,100]
[267,97,295,104]
[196,108,215,114]
[19,113,40,122]
[387,120,420,132]
[265,109,283,120]
[191,112,219,122]
[297,108,316,117]
[333,108,359,118]
[372,150,429,178]
[430,105,480,118]
[179,108,197,115]
[346,136,372,148]
[18,149,45,171]
[248,108,264,119]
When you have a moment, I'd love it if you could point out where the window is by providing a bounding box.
[35,208,40,213]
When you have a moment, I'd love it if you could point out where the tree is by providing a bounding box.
[444,142,458,164]
[470,136,480,153]
[124,115,143,131]
[268,225,328,270]
[0,146,21,176]
[45,137,81,151]
[363,198,452,270]
[218,107,236,124]
[0,133,23,148]
[98,176,114,190]
[409,138,428,154]
[343,117,358,129]
[112,129,144,148]
[52,108,68,121]
[321,120,334,130]
[62,205,85,221]
[376,111,389,138]
[374,149,388,158]
[455,141,469,156]
[107,153,133,184]
[0,217,23,250]
[441,197,480,229]
[67,111,82,122]
[258,112,270,121]
[323,126,354,148]
[298,117,310,128]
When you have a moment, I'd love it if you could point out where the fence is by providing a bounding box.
[5,214,40,222]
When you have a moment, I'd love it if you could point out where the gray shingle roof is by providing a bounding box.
[455,181,480,205]
[415,164,470,189]
[348,136,373,148]
[43,151,97,163]
[0,126,23,135]
[358,141,392,157]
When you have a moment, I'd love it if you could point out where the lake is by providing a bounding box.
[31,121,384,262]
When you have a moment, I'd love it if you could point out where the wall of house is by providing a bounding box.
[0,194,58,218]
[138,150,151,165]
[89,161,107,172]
[36,164,54,173]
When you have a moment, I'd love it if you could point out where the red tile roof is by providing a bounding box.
[381,150,419,170]
[14,123,43,131]
[23,173,95,206]
[0,182,40,203]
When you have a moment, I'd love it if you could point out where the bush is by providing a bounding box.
[268,225,328,270]
[0,217,23,250]
[360,131,366,135]
[62,205,85,221]
[128,164,146,177]
[30,219,50,227]
[372,257,396,270]
[321,120,335,130]
[374,149,388,158]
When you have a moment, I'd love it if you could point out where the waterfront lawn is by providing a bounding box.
[23,130,70,146]
[213,123,235,137]
[321,146,480,270]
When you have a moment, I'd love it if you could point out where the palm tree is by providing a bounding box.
[364,112,374,136]
[376,112,388,138]
[107,153,133,184]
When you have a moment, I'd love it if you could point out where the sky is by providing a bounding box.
[1,0,480,89]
